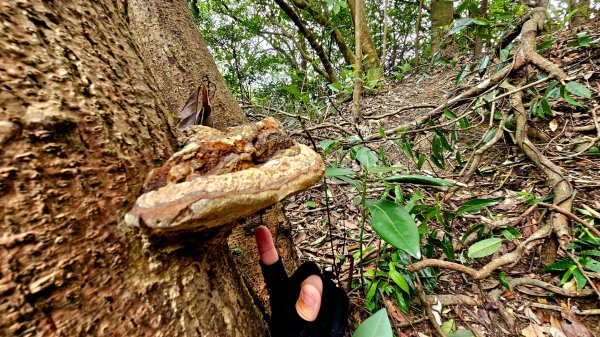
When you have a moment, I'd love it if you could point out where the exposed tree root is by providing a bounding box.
[507,81,574,248]
[489,277,596,300]
[407,221,553,279]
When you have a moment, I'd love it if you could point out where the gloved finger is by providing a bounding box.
[295,275,323,322]
[288,261,321,286]
[255,225,278,265]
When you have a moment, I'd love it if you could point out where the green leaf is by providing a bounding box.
[499,271,511,290]
[367,200,421,259]
[449,18,473,35]
[562,91,583,107]
[565,82,592,98]
[336,175,361,189]
[370,165,405,174]
[352,308,393,337]
[499,48,510,62]
[583,259,600,273]
[388,262,409,294]
[455,64,469,85]
[545,259,575,271]
[325,167,355,177]
[444,108,458,120]
[573,268,587,290]
[319,139,339,154]
[457,198,498,214]
[459,117,470,129]
[417,153,425,170]
[442,319,455,334]
[430,154,445,170]
[305,201,316,208]
[402,140,414,160]
[356,147,378,168]
[540,97,552,116]
[327,83,341,93]
[472,18,490,25]
[468,238,502,258]
[384,175,454,186]
[478,55,490,77]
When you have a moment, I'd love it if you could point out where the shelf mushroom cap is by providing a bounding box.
[124,118,324,234]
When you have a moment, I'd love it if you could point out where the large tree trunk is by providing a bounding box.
[127,0,246,130]
[430,0,454,54]
[347,0,383,82]
[0,1,283,336]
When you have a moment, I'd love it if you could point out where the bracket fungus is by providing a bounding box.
[125,118,324,235]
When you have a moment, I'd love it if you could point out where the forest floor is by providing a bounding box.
[248,23,600,337]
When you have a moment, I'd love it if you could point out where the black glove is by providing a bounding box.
[260,259,349,337]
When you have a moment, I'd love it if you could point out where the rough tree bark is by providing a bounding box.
[0,1,292,336]
[347,0,383,82]
[430,0,454,54]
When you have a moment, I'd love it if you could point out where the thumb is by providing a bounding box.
[295,276,322,322]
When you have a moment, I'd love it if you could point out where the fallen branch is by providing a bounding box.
[364,103,437,119]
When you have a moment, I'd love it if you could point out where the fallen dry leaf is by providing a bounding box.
[522,323,545,337]
[560,309,593,337]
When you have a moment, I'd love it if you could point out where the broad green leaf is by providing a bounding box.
[459,117,470,129]
[455,64,469,85]
[478,55,490,77]
[444,108,458,120]
[336,175,361,189]
[583,259,600,273]
[384,175,454,186]
[388,262,409,294]
[449,18,473,35]
[402,140,414,160]
[417,153,425,170]
[471,18,490,25]
[441,319,455,334]
[499,48,510,62]
[468,238,502,258]
[352,308,393,337]
[319,139,338,154]
[562,91,583,107]
[430,154,445,170]
[573,268,587,290]
[457,198,498,214]
[325,167,355,177]
[356,147,378,168]
[565,82,592,98]
[499,271,510,290]
[327,83,341,93]
[540,97,552,116]
[367,200,421,259]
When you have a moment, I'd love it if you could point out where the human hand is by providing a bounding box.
[255,226,348,337]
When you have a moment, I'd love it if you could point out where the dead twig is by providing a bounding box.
[538,202,600,237]
[415,274,447,337]
[530,303,600,315]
